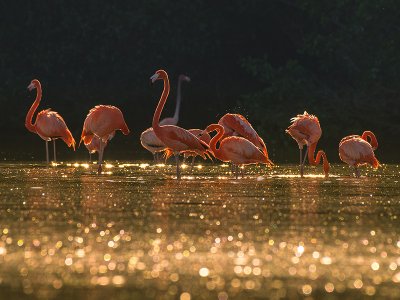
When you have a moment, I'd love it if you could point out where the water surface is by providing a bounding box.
[0,162,399,299]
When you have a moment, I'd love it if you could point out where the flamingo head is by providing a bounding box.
[150,69,168,84]
[179,74,191,82]
[27,79,40,91]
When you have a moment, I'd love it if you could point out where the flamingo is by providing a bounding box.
[84,135,109,162]
[80,105,130,174]
[285,111,329,177]
[25,79,76,163]
[339,131,380,177]
[140,127,167,163]
[140,74,190,162]
[218,113,268,157]
[150,69,209,179]
[205,124,272,179]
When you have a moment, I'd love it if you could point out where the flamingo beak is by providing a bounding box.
[185,76,191,82]
[27,83,35,91]
[150,73,159,84]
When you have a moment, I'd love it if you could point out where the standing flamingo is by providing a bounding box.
[218,113,268,157]
[80,105,130,174]
[205,124,272,178]
[25,79,75,163]
[140,128,167,162]
[339,131,379,177]
[150,69,208,179]
[286,111,329,177]
[159,74,190,125]
[140,74,190,161]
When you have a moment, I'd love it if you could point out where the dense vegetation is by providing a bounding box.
[1,1,399,162]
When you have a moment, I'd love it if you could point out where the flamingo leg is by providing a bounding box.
[299,148,302,176]
[45,141,49,164]
[235,165,239,179]
[354,166,360,178]
[240,166,244,178]
[89,153,92,162]
[175,153,181,180]
[153,153,157,164]
[190,156,195,173]
[97,140,104,174]
[300,146,308,177]
[53,139,57,162]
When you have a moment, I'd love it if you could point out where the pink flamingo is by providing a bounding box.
[150,69,208,179]
[140,74,190,161]
[25,79,75,163]
[218,113,268,157]
[286,111,330,177]
[339,131,379,177]
[80,105,130,173]
[140,127,167,162]
[205,124,272,179]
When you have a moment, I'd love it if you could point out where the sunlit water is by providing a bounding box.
[0,162,399,300]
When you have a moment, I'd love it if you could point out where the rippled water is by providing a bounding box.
[0,162,399,300]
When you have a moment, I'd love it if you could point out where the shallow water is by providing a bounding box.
[0,162,399,300]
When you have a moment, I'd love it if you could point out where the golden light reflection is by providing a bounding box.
[0,163,399,299]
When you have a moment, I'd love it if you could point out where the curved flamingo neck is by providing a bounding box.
[361,131,378,149]
[25,80,42,133]
[152,71,170,131]
[207,124,225,156]
[172,77,183,124]
[308,142,330,177]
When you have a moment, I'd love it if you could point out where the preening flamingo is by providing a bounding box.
[205,124,272,179]
[218,113,269,157]
[80,105,129,174]
[150,69,209,179]
[339,131,380,177]
[140,74,190,161]
[25,79,75,163]
[286,111,329,177]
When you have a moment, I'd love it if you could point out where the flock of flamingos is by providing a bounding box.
[25,69,380,179]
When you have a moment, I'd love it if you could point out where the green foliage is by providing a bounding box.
[241,0,400,161]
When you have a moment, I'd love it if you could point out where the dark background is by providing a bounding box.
[1,0,399,163]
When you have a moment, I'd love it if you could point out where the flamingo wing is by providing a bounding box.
[220,137,267,165]
[35,110,75,148]
[219,113,267,152]
[140,128,166,153]
[157,125,209,155]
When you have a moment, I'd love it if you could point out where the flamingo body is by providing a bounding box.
[81,105,129,144]
[339,131,379,177]
[218,113,268,156]
[34,109,75,147]
[285,111,321,148]
[140,127,166,154]
[217,136,269,165]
